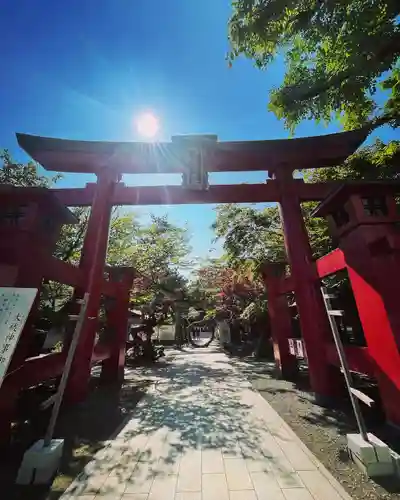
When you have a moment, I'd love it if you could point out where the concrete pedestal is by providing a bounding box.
[16,438,64,485]
[347,433,394,477]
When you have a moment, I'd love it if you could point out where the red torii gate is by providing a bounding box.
[16,128,369,404]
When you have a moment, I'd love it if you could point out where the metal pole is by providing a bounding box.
[321,287,369,442]
[43,293,89,448]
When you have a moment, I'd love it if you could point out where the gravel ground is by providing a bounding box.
[232,357,400,500]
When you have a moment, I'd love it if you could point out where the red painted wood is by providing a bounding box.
[316,249,346,278]
[92,343,112,363]
[347,266,400,425]
[277,179,342,399]
[262,264,298,378]
[4,353,66,390]
[16,128,369,174]
[6,127,400,435]
[101,269,134,384]
[64,171,118,404]
[52,181,341,207]
[102,280,119,298]
[43,256,83,287]
[325,344,375,377]
[2,343,112,391]
[0,193,76,443]
[279,275,294,294]
[322,187,400,425]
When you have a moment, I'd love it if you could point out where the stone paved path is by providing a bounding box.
[61,346,353,500]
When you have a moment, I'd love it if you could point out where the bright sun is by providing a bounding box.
[135,112,160,139]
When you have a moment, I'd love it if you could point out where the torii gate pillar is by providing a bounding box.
[274,173,342,400]
[65,169,119,404]
[261,262,298,378]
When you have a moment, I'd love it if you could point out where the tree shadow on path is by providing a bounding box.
[62,348,299,498]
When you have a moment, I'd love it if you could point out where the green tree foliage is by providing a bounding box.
[228,0,400,132]
[212,204,286,271]
[189,260,220,308]
[303,138,400,182]
[212,202,336,272]
[41,208,144,325]
[227,0,400,280]
[130,215,192,306]
[131,215,191,284]
[48,212,191,312]
[0,149,61,186]
[53,207,143,267]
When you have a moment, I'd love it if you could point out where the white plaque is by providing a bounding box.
[0,287,38,387]
[288,338,295,355]
[296,339,304,358]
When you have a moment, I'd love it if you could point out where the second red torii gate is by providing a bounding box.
[16,127,369,403]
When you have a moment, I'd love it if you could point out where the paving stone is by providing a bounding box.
[148,474,177,500]
[121,495,148,500]
[229,491,258,500]
[298,470,345,500]
[99,475,127,495]
[65,472,109,496]
[176,449,201,492]
[126,433,152,459]
[201,473,229,500]
[250,471,285,500]
[202,448,224,474]
[244,458,271,473]
[138,429,168,463]
[222,441,243,459]
[108,450,140,480]
[175,493,201,500]
[155,453,181,475]
[125,462,155,494]
[95,494,123,500]
[269,451,294,468]
[224,458,253,490]
[273,468,304,489]
[60,349,353,500]
[275,438,317,471]
[282,488,315,500]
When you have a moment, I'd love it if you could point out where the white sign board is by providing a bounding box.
[288,338,295,356]
[296,339,305,359]
[0,287,38,387]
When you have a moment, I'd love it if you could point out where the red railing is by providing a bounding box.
[316,248,346,278]
[283,249,377,379]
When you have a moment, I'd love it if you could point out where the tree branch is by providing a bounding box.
[280,34,400,106]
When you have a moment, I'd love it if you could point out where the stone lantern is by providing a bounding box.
[312,182,400,256]
[313,181,400,427]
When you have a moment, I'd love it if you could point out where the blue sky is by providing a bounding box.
[0,0,398,270]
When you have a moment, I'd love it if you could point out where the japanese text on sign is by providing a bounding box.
[288,338,306,359]
[0,288,37,387]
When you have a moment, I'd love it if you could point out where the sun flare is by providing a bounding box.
[135,112,160,139]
